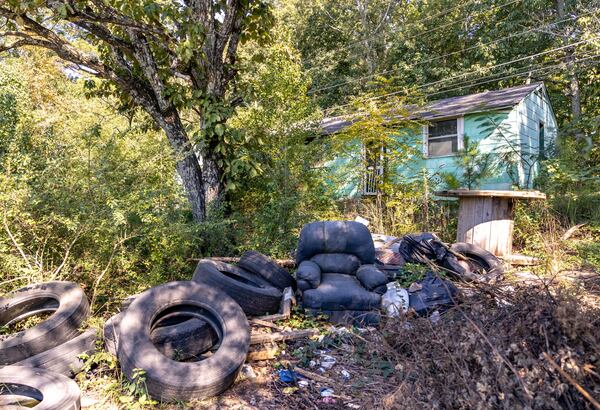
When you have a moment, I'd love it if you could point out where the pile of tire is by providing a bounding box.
[101,251,295,402]
[0,281,97,408]
[0,252,294,405]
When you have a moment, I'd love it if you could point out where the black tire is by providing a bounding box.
[193,259,282,315]
[102,312,121,357]
[0,281,90,365]
[0,366,80,409]
[14,328,96,377]
[238,251,295,291]
[104,312,217,360]
[450,242,504,282]
[117,281,250,402]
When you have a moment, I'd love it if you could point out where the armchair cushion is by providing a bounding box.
[296,260,321,291]
[310,253,361,275]
[356,264,390,291]
[302,273,381,311]
[296,221,375,265]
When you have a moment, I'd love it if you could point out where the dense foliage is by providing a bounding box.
[0,0,599,303]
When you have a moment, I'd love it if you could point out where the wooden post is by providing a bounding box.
[435,190,546,257]
[455,196,514,256]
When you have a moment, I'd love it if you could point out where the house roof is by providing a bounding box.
[321,82,544,135]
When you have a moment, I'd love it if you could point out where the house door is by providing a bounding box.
[363,142,384,195]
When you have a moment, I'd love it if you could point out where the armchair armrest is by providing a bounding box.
[296,260,321,291]
[356,264,390,294]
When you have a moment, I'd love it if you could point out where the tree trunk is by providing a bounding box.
[152,110,206,222]
[555,0,583,121]
[202,155,227,206]
[176,151,206,222]
[356,0,376,76]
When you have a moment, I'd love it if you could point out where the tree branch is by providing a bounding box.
[2,216,34,271]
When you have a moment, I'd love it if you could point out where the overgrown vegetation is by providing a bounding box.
[0,0,599,408]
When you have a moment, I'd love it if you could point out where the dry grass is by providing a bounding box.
[220,280,598,410]
[75,277,600,409]
[370,282,600,409]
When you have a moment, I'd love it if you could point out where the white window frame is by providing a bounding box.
[422,116,464,158]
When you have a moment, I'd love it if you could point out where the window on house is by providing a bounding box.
[538,122,545,160]
[427,119,458,157]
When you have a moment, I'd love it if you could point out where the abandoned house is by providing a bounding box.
[321,82,558,196]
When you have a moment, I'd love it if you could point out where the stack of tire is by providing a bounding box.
[102,251,295,403]
[192,251,295,315]
[0,281,96,409]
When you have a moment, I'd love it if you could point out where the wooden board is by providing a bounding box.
[436,189,546,199]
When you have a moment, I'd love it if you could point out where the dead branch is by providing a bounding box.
[543,352,600,409]
[460,308,534,403]
[90,233,136,311]
[2,216,33,271]
[52,228,83,279]
[561,223,586,241]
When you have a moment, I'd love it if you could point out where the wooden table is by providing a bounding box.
[435,189,546,257]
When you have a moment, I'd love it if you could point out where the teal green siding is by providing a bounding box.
[328,86,557,196]
[514,87,558,187]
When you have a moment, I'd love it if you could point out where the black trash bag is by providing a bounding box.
[408,273,459,316]
[398,233,450,264]
[399,233,502,283]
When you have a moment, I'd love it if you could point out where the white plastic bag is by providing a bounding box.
[381,282,409,317]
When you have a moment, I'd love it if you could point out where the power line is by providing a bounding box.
[323,56,600,120]
[308,9,599,94]
[302,0,521,69]
[323,45,597,115]
[302,0,480,68]
[323,51,600,116]
[424,53,600,98]
[391,37,598,95]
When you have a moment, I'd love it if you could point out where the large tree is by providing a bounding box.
[0,0,272,222]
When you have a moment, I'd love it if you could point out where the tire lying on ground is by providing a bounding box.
[0,366,81,410]
[117,281,250,402]
[449,242,504,282]
[104,311,217,359]
[193,259,282,316]
[0,281,90,365]
[238,250,295,291]
[14,328,96,377]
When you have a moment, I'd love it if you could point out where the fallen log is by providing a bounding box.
[256,286,293,322]
[503,254,540,266]
[561,223,586,241]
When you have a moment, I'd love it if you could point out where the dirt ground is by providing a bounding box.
[80,269,600,409]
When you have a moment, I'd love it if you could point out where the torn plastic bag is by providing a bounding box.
[408,273,459,316]
[381,282,409,317]
[398,233,449,265]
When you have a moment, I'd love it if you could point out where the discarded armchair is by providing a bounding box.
[296,221,390,325]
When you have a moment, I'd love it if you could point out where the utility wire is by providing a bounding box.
[303,0,521,69]
[323,50,594,115]
[323,50,600,116]
[308,9,599,94]
[302,0,480,67]
[386,37,598,97]
[424,53,600,98]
